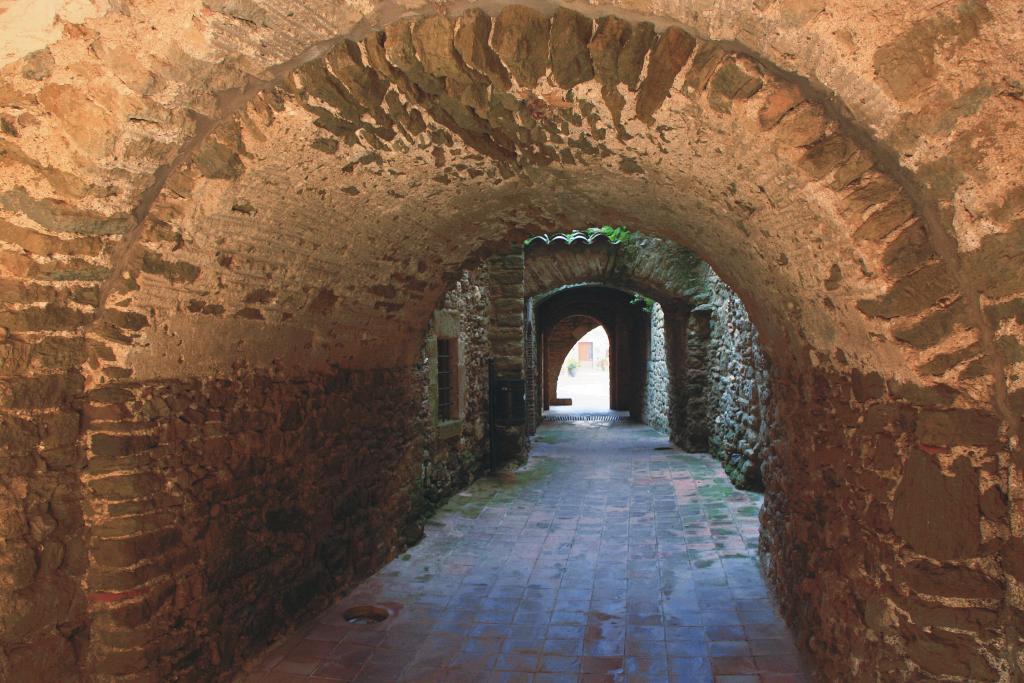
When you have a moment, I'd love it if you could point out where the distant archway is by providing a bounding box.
[536,286,648,418]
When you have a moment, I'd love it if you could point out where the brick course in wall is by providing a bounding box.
[82,370,426,679]
[77,269,501,680]
[486,252,527,467]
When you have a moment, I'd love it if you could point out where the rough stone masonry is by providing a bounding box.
[0,1,1022,681]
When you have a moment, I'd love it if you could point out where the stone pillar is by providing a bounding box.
[627,310,650,419]
[524,302,539,435]
[486,251,527,466]
[682,306,713,451]
[663,303,691,444]
[604,304,650,417]
[609,323,623,411]
[642,303,671,431]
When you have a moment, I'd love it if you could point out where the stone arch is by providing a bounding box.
[523,234,720,439]
[0,2,1021,681]
[103,27,917,378]
[536,286,650,417]
[525,232,709,303]
[2,3,1018,400]
[4,4,1006,389]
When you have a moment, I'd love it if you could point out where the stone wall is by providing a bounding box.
[678,308,713,452]
[0,353,88,681]
[417,269,493,508]
[82,369,426,679]
[525,234,710,302]
[486,253,527,467]
[1,3,1023,681]
[523,302,539,435]
[760,365,1012,682]
[0,258,93,680]
[641,302,669,432]
[639,274,765,486]
[704,274,772,489]
[78,271,498,681]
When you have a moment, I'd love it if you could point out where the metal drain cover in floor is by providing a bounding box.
[342,605,390,624]
[545,414,629,423]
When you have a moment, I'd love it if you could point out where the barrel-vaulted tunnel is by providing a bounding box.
[522,235,769,486]
[1,1,1022,681]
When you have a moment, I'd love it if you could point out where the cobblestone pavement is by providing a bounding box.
[244,420,808,682]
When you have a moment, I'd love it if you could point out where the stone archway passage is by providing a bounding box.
[1,2,1022,681]
[536,286,650,418]
[521,231,758,469]
[523,229,711,434]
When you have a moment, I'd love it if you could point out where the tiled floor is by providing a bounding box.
[243,420,809,682]
[551,367,611,412]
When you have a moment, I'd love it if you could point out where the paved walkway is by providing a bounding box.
[553,369,610,412]
[244,421,808,682]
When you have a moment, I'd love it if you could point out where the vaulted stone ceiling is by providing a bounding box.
[2,1,1020,390]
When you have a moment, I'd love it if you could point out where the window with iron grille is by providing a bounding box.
[437,338,454,421]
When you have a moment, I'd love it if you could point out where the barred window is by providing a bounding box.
[437,338,454,421]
